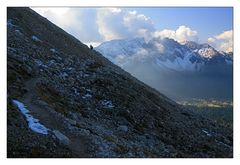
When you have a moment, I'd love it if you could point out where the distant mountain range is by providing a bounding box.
[96,37,233,100]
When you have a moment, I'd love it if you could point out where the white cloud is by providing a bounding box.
[110,8,122,13]
[33,7,231,53]
[215,30,232,40]
[32,8,72,27]
[219,41,233,53]
[154,29,175,39]
[33,7,156,43]
[207,30,233,53]
[96,8,154,41]
[207,37,216,43]
[96,8,128,41]
[153,26,198,43]
[129,10,137,15]
[32,8,104,43]
[153,42,165,53]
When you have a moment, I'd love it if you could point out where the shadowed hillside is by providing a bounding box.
[7,7,232,158]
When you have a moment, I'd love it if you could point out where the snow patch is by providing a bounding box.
[155,54,203,72]
[32,35,42,42]
[83,73,89,78]
[82,94,92,99]
[82,89,92,99]
[7,47,17,54]
[35,59,48,68]
[12,100,49,135]
[101,100,114,108]
[97,37,231,73]
[72,87,80,96]
[218,141,231,148]
[198,47,217,59]
[7,19,15,28]
[59,72,68,79]
[47,60,56,67]
[202,129,212,137]
[50,48,57,53]
[15,29,23,36]
[96,37,145,58]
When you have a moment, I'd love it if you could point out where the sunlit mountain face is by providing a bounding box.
[96,37,233,101]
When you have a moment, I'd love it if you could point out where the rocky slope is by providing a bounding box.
[7,7,233,158]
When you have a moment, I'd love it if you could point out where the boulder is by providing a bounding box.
[52,130,71,146]
[117,125,128,132]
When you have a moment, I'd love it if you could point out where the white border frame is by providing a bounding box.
[1,0,239,164]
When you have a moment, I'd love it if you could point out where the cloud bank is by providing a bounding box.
[153,26,198,43]
[96,8,155,41]
[33,8,232,52]
[208,30,233,53]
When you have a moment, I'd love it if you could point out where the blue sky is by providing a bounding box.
[33,7,233,52]
[133,7,232,41]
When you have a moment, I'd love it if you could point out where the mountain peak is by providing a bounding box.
[184,41,201,49]
[97,37,232,71]
[184,41,221,59]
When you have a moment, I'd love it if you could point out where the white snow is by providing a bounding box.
[50,48,59,54]
[35,59,48,68]
[101,100,114,108]
[50,48,57,53]
[32,35,42,42]
[12,100,49,135]
[72,87,80,96]
[15,29,23,36]
[59,72,68,79]
[202,129,212,137]
[96,37,145,58]
[82,89,92,99]
[86,89,92,93]
[97,37,231,73]
[83,74,89,78]
[82,93,92,99]
[198,47,217,59]
[47,60,55,66]
[97,38,205,71]
[155,53,203,72]
[218,141,231,148]
[7,47,17,53]
[7,19,15,28]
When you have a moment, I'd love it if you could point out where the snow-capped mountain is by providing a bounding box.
[96,37,232,72]
[97,37,145,58]
[96,38,233,100]
[185,41,233,64]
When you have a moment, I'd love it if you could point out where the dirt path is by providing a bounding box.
[21,77,88,157]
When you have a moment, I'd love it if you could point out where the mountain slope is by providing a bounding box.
[96,38,233,100]
[96,37,233,70]
[7,7,232,158]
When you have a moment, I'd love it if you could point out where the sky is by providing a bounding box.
[32,7,233,52]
